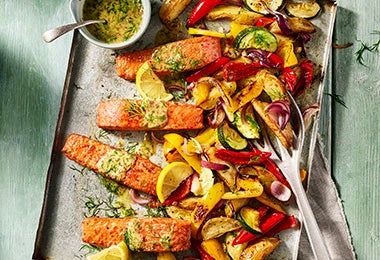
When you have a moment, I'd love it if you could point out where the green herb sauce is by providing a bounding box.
[96,149,136,181]
[83,0,144,43]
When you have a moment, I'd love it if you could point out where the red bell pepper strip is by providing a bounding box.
[187,0,225,27]
[186,57,230,82]
[192,239,216,260]
[255,17,276,27]
[267,52,284,69]
[265,215,298,237]
[292,59,314,97]
[163,175,192,205]
[232,211,286,245]
[282,67,297,91]
[215,148,272,165]
[222,61,261,81]
[262,158,290,188]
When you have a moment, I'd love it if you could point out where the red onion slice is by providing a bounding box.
[201,160,229,170]
[265,100,291,130]
[270,180,292,202]
[129,189,150,205]
[302,103,320,129]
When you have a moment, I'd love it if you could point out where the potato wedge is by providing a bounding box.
[166,205,192,221]
[240,237,281,260]
[159,0,192,24]
[269,17,316,34]
[206,5,263,25]
[201,216,242,240]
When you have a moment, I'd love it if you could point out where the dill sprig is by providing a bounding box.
[83,194,136,218]
[324,92,347,108]
[124,99,145,117]
[69,164,89,176]
[77,244,101,258]
[355,30,380,65]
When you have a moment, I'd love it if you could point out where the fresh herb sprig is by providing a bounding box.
[355,31,380,65]
[83,194,136,218]
[324,92,347,108]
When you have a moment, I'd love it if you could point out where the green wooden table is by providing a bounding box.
[0,0,379,259]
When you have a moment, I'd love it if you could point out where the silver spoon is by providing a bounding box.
[43,19,106,43]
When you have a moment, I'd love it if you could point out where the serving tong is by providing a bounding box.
[254,91,331,260]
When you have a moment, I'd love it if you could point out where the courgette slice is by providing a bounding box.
[243,0,285,15]
[233,104,261,139]
[237,206,262,235]
[217,122,248,150]
[233,27,278,52]
[285,2,321,19]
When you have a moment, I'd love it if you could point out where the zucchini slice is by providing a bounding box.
[233,104,261,139]
[237,206,262,235]
[243,0,285,15]
[217,122,248,150]
[285,2,321,19]
[233,27,278,52]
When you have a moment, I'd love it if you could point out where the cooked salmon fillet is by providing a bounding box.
[82,217,192,252]
[97,99,204,131]
[61,134,160,195]
[116,36,222,80]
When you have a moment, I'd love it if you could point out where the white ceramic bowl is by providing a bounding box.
[70,0,151,49]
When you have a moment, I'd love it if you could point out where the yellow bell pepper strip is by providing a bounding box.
[186,57,230,82]
[187,0,226,27]
[191,182,224,238]
[188,27,231,38]
[276,41,298,68]
[229,21,250,38]
[214,148,272,165]
[192,239,215,260]
[163,133,202,173]
[201,239,230,260]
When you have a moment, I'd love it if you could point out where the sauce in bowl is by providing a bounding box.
[83,0,144,44]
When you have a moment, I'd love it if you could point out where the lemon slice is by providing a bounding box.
[86,241,129,260]
[135,61,173,101]
[156,161,194,203]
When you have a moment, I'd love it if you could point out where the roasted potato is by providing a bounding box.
[201,216,242,240]
[240,237,281,260]
[206,5,263,25]
[159,0,192,24]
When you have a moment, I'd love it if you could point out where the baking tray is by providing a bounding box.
[33,1,337,259]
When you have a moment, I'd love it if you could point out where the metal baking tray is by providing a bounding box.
[33,1,337,259]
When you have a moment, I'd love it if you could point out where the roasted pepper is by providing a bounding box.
[292,59,314,97]
[187,0,226,27]
[186,57,230,82]
[255,17,276,27]
[232,211,286,245]
[222,61,260,82]
[215,148,272,165]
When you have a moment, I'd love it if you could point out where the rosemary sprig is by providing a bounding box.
[355,30,380,65]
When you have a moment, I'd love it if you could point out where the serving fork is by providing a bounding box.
[254,91,331,260]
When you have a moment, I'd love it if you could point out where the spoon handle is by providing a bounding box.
[43,19,105,43]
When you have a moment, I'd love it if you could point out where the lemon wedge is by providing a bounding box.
[135,61,173,101]
[86,241,129,260]
[156,161,194,203]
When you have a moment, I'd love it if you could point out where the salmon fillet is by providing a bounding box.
[116,36,222,80]
[61,134,160,195]
[97,99,204,131]
[82,217,192,252]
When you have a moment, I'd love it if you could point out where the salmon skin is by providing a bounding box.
[97,99,204,131]
[82,217,192,252]
[61,134,160,196]
[116,36,222,80]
